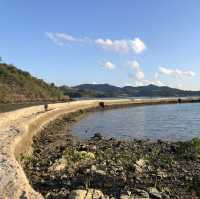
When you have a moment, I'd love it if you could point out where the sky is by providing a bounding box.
[1,1,200,90]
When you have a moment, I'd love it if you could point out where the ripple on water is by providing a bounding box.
[72,103,200,141]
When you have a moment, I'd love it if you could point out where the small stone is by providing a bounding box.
[157,170,168,178]
[135,159,147,173]
[120,194,130,199]
[48,158,67,172]
[136,159,147,167]
[161,193,170,199]
[91,165,106,176]
[148,187,162,199]
[69,189,105,199]
[85,189,105,199]
[91,165,97,171]
[68,190,87,199]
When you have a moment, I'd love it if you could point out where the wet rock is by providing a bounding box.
[92,133,103,140]
[170,145,177,153]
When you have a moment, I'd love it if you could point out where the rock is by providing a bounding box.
[85,189,105,199]
[136,159,147,167]
[161,193,170,199]
[56,188,70,198]
[157,170,168,178]
[120,194,131,199]
[134,189,149,199]
[92,133,103,140]
[91,165,97,171]
[148,187,162,199]
[48,158,67,172]
[68,190,87,199]
[90,165,106,176]
[170,145,177,153]
[135,159,147,173]
[45,191,68,199]
[120,193,138,199]
[95,169,106,176]
[68,189,105,199]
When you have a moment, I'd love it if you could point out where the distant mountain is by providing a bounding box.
[0,63,66,103]
[60,83,200,98]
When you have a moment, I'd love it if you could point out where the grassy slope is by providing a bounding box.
[0,63,65,103]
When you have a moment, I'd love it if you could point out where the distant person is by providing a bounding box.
[44,103,48,111]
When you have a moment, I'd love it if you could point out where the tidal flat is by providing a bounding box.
[21,110,200,199]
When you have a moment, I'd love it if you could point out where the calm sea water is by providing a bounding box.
[72,103,200,141]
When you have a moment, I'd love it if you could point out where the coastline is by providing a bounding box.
[0,98,200,198]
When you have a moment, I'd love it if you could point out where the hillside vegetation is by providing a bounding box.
[0,63,65,103]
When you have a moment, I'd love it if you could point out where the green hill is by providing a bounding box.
[60,83,200,98]
[0,63,65,103]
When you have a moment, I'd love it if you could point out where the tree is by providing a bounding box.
[0,57,2,63]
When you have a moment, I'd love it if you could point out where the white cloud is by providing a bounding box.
[158,66,195,78]
[128,61,144,80]
[46,32,76,46]
[135,79,165,87]
[95,37,146,54]
[46,32,146,54]
[45,32,88,46]
[128,60,165,87]
[127,63,195,89]
[101,61,115,70]
[95,39,130,53]
[130,38,146,54]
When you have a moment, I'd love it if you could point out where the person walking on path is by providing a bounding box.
[44,103,48,111]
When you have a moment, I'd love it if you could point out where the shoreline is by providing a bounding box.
[0,96,200,113]
[0,98,200,198]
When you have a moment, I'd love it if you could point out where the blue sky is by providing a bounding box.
[1,1,200,90]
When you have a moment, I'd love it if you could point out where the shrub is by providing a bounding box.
[177,138,200,160]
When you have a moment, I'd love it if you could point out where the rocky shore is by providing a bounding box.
[20,110,200,199]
